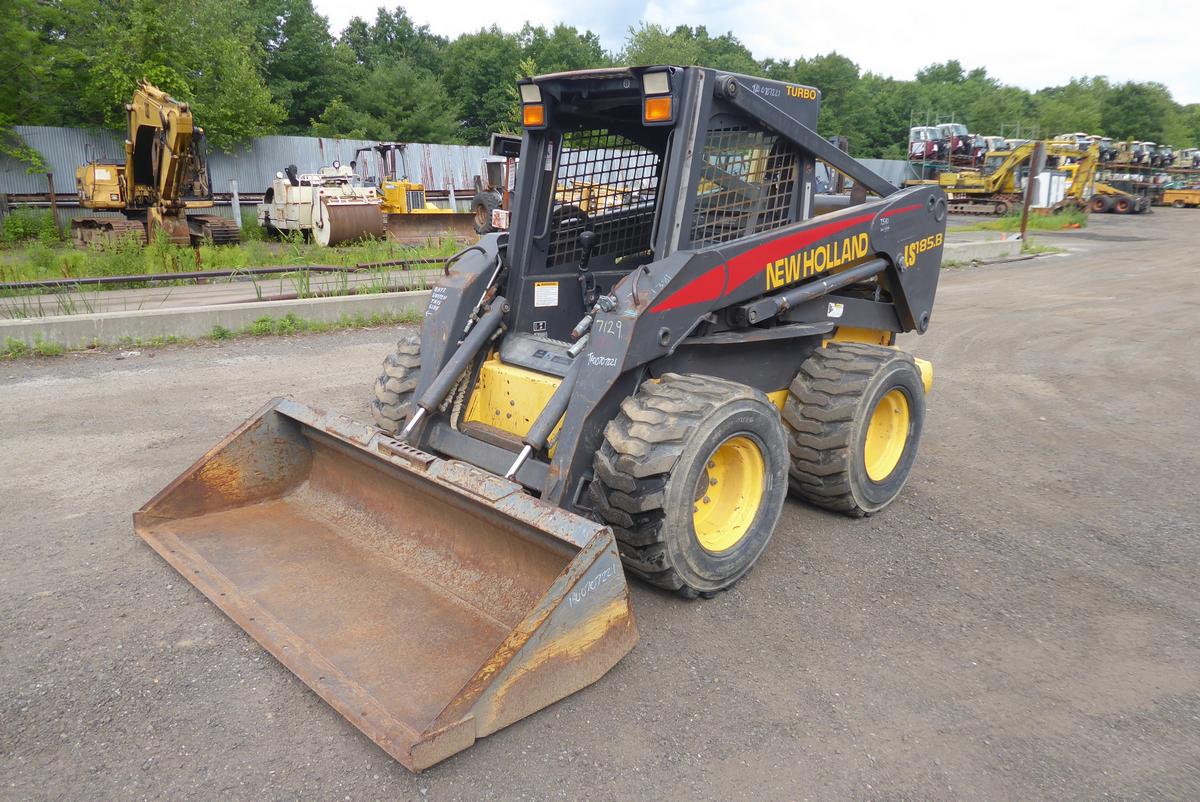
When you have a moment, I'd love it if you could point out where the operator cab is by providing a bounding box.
[505,66,819,346]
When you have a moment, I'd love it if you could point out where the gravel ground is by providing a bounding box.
[2,210,1197,800]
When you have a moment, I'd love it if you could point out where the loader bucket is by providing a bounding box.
[134,398,637,771]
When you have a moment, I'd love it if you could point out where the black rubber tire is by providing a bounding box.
[1172,200,1186,208]
[371,334,421,434]
[471,191,500,234]
[783,342,926,517]
[589,373,789,598]
[1114,197,1134,214]
[1090,195,1114,213]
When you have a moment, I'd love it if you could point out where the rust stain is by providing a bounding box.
[491,596,631,702]
[196,457,244,497]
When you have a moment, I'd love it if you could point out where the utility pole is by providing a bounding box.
[1020,141,1045,243]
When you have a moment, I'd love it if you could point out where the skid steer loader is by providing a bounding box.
[136,66,947,771]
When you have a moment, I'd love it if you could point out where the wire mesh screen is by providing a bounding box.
[689,127,796,247]
[546,130,661,267]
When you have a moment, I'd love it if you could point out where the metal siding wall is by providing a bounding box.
[2,127,488,197]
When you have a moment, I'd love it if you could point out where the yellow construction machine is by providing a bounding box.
[73,80,239,247]
[353,143,476,243]
[938,140,1098,215]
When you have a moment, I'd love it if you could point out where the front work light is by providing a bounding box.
[642,71,670,96]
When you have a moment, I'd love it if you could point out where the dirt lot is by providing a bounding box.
[2,210,1197,800]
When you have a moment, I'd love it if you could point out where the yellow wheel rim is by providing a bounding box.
[692,435,766,553]
[864,389,910,482]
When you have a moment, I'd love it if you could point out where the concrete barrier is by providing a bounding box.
[0,290,431,349]
[942,238,1023,263]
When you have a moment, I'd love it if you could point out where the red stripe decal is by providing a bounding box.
[882,203,921,217]
[651,210,877,313]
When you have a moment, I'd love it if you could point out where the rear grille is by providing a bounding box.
[546,130,660,268]
[406,189,425,210]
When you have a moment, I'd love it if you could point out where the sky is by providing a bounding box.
[313,0,1200,105]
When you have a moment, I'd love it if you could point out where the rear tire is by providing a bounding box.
[590,374,789,598]
[783,342,926,516]
[472,191,500,234]
[1173,200,1186,208]
[1090,195,1113,213]
[371,334,422,434]
[1114,196,1134,214]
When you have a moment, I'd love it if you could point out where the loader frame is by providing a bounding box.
[406,66,947,511]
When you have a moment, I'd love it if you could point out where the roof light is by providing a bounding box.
[519,83,542,104]
[642,71,670,96]
[522,103,546,128]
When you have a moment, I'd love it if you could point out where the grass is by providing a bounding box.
[0,221,461,287]
[1,306,424,360]
[949,207,1089,233]
[1021,239,1067,255]
[1,208,66,247]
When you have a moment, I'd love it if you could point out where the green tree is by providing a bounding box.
[253,0,351,134]
[619,23,756,74]
[519,24,607,74]
[340,7,447,73]
[68,0,283,149]
[1102,81,1181,143]
[1035,77,1107,136]
[312,58,459,143]
[441,27,524,143]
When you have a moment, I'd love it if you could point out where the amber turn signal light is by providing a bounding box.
[522,104,546,127]
[643,96,672,123]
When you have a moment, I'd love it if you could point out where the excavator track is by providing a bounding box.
[71,218,148,248]
[188,214,242,245]
[946,197,1017,216]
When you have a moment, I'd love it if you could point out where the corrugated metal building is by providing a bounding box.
[1,126,489,207]
[2,126,913,219]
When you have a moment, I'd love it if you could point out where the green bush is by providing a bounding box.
[2,337,30,358]
[248,316,274,336]
[2,209,63,245]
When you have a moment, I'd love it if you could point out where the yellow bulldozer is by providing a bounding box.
[73,80,239,247]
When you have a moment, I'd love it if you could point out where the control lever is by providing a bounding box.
[577,230,597,308]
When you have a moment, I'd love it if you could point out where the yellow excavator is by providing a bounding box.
[73,80,240,247]
[938,141,1099,215]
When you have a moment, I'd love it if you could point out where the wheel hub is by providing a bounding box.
[864,389,910,482]
[693,435,766,552]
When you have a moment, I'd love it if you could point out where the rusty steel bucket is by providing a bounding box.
[134,398,637,771]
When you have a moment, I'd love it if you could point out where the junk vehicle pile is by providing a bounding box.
[135,66,947,771]
[906,122,1200,213]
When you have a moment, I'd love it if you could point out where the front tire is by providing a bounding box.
[783,342,926,516]
[590,374,789,598]
[371,334,421,434]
